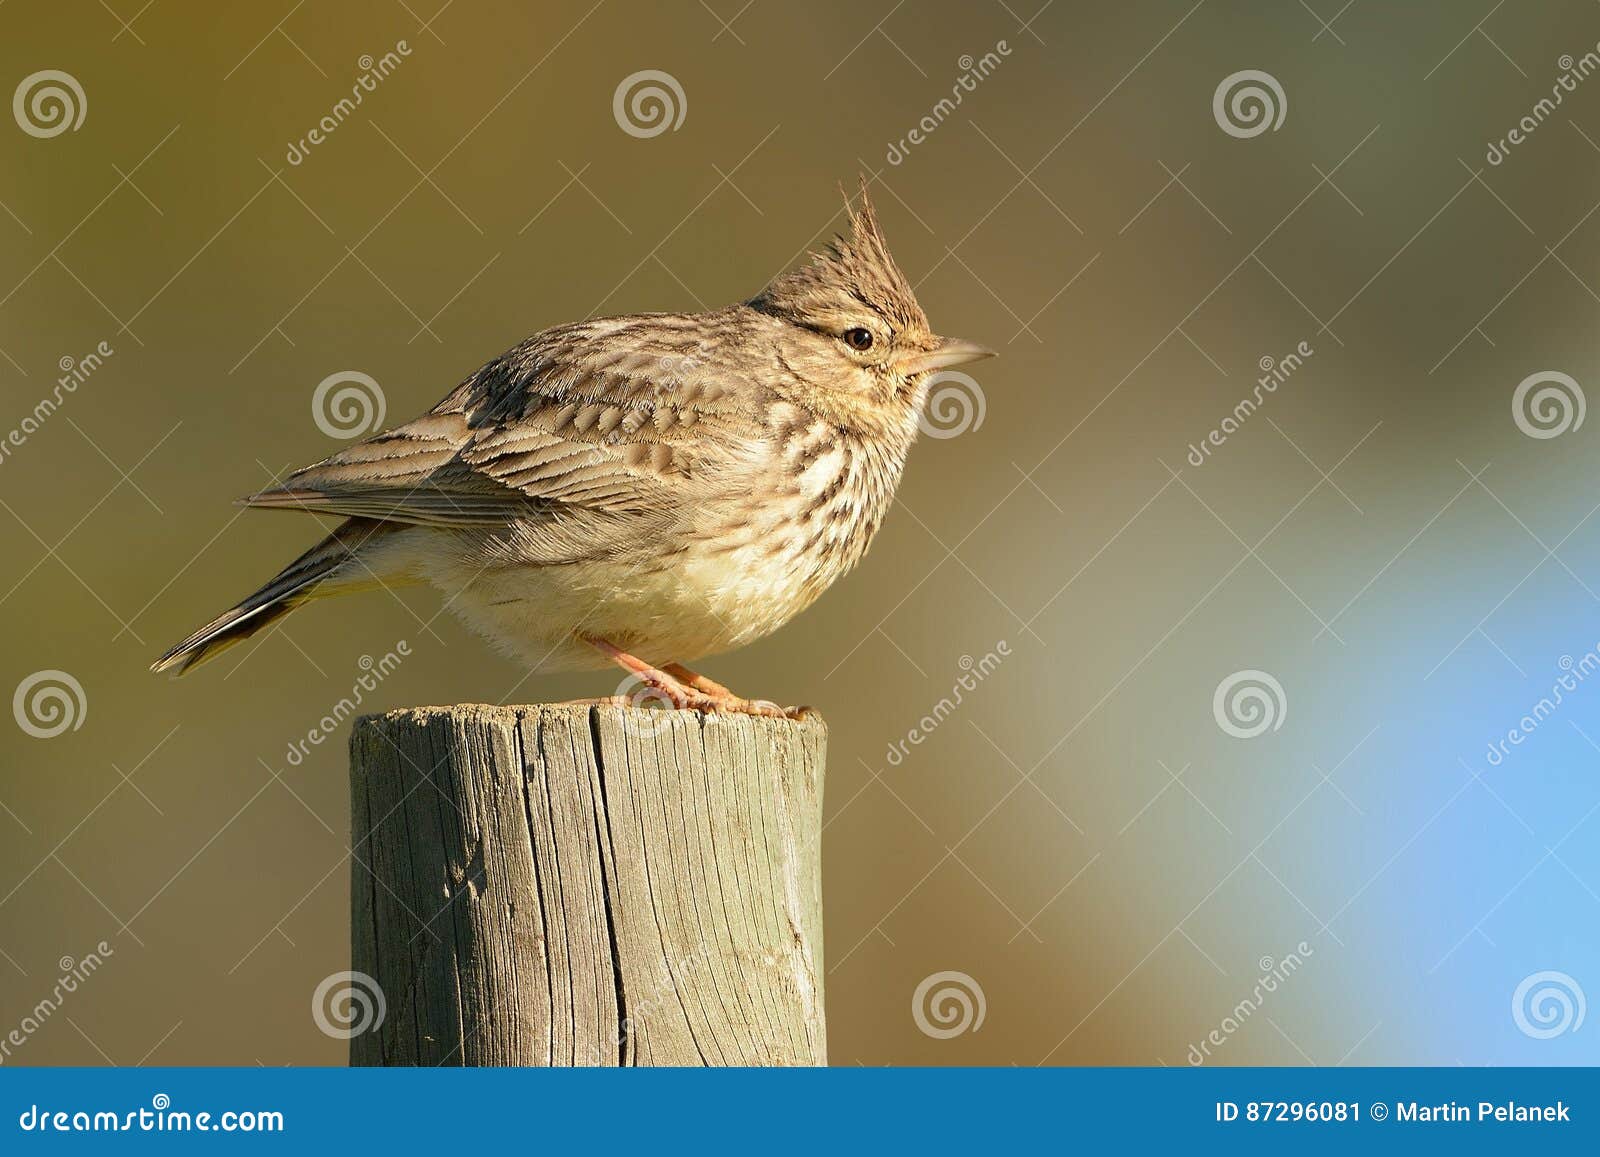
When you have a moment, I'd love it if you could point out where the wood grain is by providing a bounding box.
[348,703,826,1066]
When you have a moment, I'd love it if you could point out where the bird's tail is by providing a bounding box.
[150,518,406,675]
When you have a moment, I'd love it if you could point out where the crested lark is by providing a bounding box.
[152,186,993,715]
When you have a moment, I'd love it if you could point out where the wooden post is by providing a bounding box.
[347,703,827,1066]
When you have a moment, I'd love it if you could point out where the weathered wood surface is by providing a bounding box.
[348,703,826,1066]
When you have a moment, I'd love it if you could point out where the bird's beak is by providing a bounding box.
[896,337,997,377]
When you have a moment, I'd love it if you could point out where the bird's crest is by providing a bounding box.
[752,180,929,333]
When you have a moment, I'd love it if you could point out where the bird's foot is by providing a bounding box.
[642,670,795,719]
[663,662,809,719]
[578,636,812,720]
[597,682,792,719]
[662,662,736,699]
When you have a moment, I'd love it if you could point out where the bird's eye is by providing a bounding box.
[843,327,874,351]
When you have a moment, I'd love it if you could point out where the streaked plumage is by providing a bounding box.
[153,186,993,712]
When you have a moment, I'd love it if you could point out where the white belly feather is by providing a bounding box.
[376,423,903,672]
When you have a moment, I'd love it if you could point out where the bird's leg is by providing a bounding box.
[664,662,805,721]
[579,635,698,706]
[577,635,790,717]
[577,635,780,717]
[661,663,736,698]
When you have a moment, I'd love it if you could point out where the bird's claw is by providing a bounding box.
[580,638,814,721]
[600,691,808,721]
[669,689,792,719]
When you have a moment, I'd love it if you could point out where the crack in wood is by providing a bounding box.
[350,704,826,1066]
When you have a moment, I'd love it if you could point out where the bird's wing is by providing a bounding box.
[242,315,764,559]
[242,411,512,527]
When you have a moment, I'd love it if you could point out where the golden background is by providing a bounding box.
[3,0,1599,1065]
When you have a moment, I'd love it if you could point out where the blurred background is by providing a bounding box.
[3,0,1599,1066]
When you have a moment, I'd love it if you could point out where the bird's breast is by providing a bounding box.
[675,419,906,648]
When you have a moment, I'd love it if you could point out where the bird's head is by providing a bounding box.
[749,182,993,434]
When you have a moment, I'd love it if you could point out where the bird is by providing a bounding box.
[151,184,994,716]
